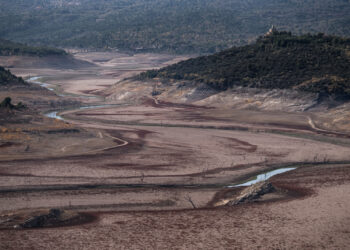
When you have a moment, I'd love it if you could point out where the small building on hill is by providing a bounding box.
[265,25,278,36]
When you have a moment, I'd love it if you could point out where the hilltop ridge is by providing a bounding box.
[140,32,350,99]
[0,39,67,57]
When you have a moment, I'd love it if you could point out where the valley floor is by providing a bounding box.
[1,164,349,249]
[0,52,349,249]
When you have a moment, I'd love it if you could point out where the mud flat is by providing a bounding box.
[0,52,187,100]
[0,52,350,249]
[1,164,349,249]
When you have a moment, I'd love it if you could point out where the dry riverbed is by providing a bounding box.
[0,52,349,249]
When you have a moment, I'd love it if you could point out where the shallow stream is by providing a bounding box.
[228,167,297,187]
[27,76,120,120]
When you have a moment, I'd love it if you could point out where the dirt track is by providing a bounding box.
[0,52,350,249]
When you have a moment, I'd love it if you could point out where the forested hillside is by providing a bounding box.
[0,39,67,57]
[140,32,350,99]
[0,66,25,85]
[0,0,349,53]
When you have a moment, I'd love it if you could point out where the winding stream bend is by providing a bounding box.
[229,167,297,187]
[28,76,121,120]
[27,76,299,188]
[27,76,54,91]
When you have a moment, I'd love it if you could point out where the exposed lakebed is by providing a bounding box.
[28,76,122,120]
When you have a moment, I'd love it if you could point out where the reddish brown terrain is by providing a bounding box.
[0,52,349,249]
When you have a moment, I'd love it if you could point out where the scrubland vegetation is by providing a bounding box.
[141,32,350,99]
[0,66,25,85]
[0,97,26,110]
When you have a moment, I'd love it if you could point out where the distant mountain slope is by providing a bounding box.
[0,39,94,70]
[0,0,350,53]
[0,39,67,57]
[140,32,350,99]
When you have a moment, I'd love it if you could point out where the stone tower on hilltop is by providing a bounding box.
[265,25,278,36]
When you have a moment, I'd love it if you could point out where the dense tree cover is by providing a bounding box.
[0,39,67,56]
[0,66,25,85]
[140,32,350,99]
[0,0,349,54]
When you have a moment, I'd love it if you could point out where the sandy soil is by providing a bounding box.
[0,52,187,100]
[0,164,349,249]
[0,52,349,249]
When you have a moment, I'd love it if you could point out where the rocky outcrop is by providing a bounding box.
[19,208,63,228]
[196,86,319,112]
[227,181,275,206]
[213,181,276,207]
